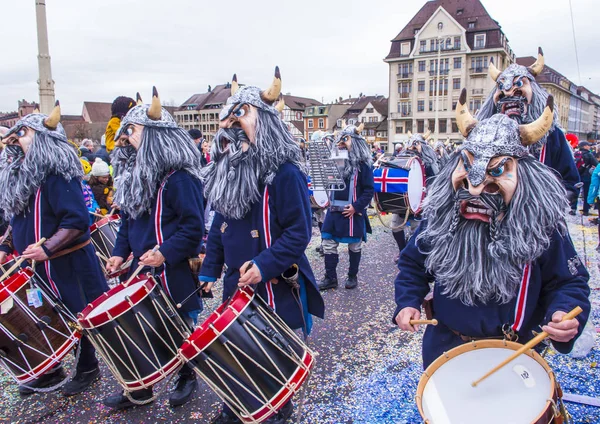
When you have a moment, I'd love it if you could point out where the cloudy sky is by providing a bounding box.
[1,0,598,114]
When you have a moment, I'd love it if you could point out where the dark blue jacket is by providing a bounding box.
[541,129,580,197]
[394,221,591,368]
[322,162,374,241]
[199,162,325,330]
[113,170,205,313]
[10,175,109,314]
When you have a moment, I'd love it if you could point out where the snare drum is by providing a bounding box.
[0,255,19,280]
[89,215,132,279]
[416,340,563,424]
[179,287,315,423]
[373,156,425,215]
[0,268,81,384]
[78,275,189,391]
[310,190,330,209]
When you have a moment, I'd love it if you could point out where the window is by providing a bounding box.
[469,99,482,111]
[319,107,325,114]
[430,59,437,72]
[318,118,324,128]
[445,38,452,50]
[348,119,356,125]
[417,100,425,112]
[417,120,425,133]
[396,125,403,134]
[439,119,447,133]
[471,56,488,72]
[454,36,461,49]
[414,28,420,35]
[454,57,462,69]
[366,108,374,113]
[401,42,411,56]
[429,79,435,94]
[453,78,461,90]
[307,120,314,129]
[428,119,435,133]
[418,80,425,92]
[474,33,486,49]
[468,22,475,29]
[369,117,379,122]
[399,101,411,116]
[419,40,426,52]
[418,60,426,72]
[337,119,342,128]
[429,100,433,112]
[406,121,413,133]
[430,39,438,51]
[457,8,464,15]
[451,119,458,133]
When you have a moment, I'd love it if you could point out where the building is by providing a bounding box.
[568,86,594,141]
[280,95,322,140]
[175,84,232,143]
[0,100,39,128]
[384,0,515,149]
[331,95,389,149]
[303,104,329,139]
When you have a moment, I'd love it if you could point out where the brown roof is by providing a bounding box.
[180,84,232,111]
[515,56,571,89]
[62,114,86,122]
[372,99,389,116]
[347,95,387,113]
[283,95,322,111]
[83,102,112,122]
[291,121,304,133]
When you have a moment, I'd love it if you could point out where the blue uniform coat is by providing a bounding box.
[200,163,325,330]
[322,163,374,242]
[394,221,591,368]
[10,175,109,314]
[113,170,204,313]
[540,129,580,197]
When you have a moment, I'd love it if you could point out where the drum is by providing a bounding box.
[0,254,19,280]
[416,340,562,424]
[89,214,132,279]
[310,190,330,209]
[179,287,315,423]
[0,268,81,384]
[78,275,189,391]
[373,156,425,214]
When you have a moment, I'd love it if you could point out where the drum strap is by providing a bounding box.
[47,239,91,261]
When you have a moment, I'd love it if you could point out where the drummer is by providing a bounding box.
[318,122,374,291]
[199,69,325,424]
[103,88,206,409]
[0,105,110,396]
[393,93,591,368]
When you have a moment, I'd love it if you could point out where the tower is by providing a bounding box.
[35,0,56,114]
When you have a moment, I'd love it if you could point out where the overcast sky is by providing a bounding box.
[1,0,598,115]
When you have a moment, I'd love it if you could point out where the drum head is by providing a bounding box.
[407,158,425,213]
[418,342,553,424]
[312,190,329,208]
[86,280,146,319]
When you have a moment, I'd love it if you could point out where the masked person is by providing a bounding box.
[103,88,205,409]
[394,91,590,368]
[198,69,325,424]
[0,104,109,396]
[478,48,580,203]
[318,123,374,290]
[104,95,136,153]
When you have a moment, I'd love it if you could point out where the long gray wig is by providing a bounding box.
[416,153,568,306]
[339,134,373,180]
[0,132,82,221]
[113,127,203,219]
[201,110,305,220]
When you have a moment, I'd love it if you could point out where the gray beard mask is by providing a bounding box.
[201,128,261,220]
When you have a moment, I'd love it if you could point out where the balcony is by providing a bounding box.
[390,112,412,119]
[397,72,413,80]
[429,90,449,96]
[418,45,461,55]
[469,66,488,76]
[429,69,450,77]
[472,88,485,95]
[399,92,411,99]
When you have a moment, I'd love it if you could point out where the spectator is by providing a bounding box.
[105,96,136,153]
[80,139,96,162]
[393,143,403,157]
[95,135,111,165]
[200,140,211,166]
[188,129,203,149]
[89,158,114,215]
[572,141,599,216]
[587,162,600,251]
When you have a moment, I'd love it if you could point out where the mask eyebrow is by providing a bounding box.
[460,150,472,168]
[488,157,509,171]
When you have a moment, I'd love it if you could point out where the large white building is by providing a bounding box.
[384,0,515,149]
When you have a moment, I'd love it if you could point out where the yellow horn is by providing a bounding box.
[356,123,365,134]
[275,97,285,113]
[423,129,431,140]
[520,95,554,146]
[488,57,501,82]
[147,86,162,121]
[342,119,347,128]
[407,131,412,138]
[44,100,61,130]
[261,66,282,104]
[456,89,478,137]
[33,105,40,114]
[528,47,545,77]
[136,92,143,105]
[231,74,239,96]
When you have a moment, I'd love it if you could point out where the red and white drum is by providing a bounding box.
[416,340,564,424]
[89,214,132,279]
[0,254,19,281]
[179,287,315,423]
[78,275,189,391]
[0,268,81,383]
[374,155,426,215]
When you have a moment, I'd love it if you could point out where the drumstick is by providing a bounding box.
[108,208,116,216]
[89,211,105,218]
[409,319,438,326]
[123,245,160,286]
[95,251,110,263]
[176,282,210,309]
[0,238,47,282]
[471,306,583,388]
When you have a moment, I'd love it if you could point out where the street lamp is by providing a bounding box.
[434,22,443,142]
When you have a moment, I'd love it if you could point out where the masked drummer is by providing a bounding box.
[0,105,110,396]
[393,91,591,368]
[199,69,325,424]
[103,88,205,409]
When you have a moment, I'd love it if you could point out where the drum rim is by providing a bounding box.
[78,275,156,329]
[106,258,133,279]
[179,286,255,359]
[123,356,183,390]
[0,267,34,304]
[406,156,426,214]
[89,214,120,232]
[415,339,556,424]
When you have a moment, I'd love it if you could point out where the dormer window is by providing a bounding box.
[468,22,475,29]
[457,8,464,15]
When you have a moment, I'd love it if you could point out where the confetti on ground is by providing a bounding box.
[0,207,598,423]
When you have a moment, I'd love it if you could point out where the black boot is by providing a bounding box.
[318,253,338,290]
[392,229,406,253]
[265,400,294,423]
[346,251,361,289]
[103,388,154,410]
[19,365,66,396]
[62,366,101,396]
[169,367,198,407]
